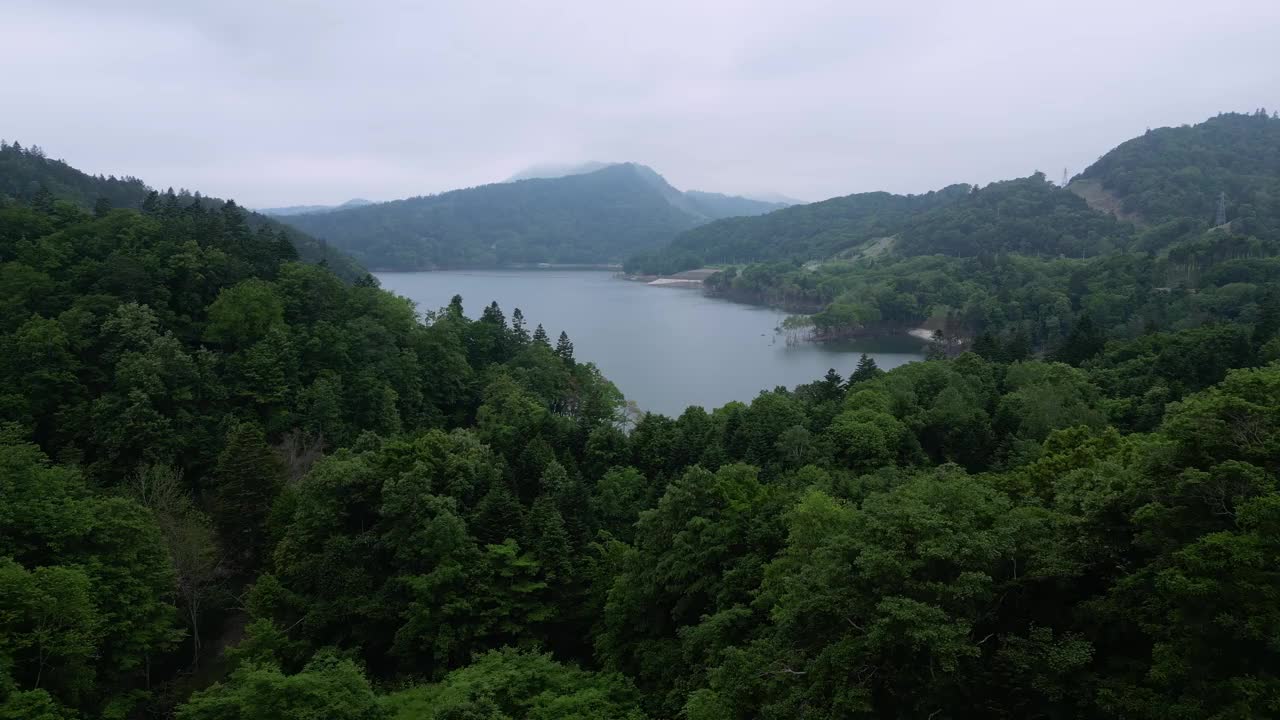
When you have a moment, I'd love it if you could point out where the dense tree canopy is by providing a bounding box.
[1078,110,1280,238]
[0,140,364,279]
[3,114,1279,720]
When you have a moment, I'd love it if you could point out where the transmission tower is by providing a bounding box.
[1215,191,1227,226]
[1061,168,1069,188]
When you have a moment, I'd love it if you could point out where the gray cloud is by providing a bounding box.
[6,0,1279,206]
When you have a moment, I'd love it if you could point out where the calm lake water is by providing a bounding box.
[376,270,925,417]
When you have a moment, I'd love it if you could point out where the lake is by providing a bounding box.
[376,270,926,417]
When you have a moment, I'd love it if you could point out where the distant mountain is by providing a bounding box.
[684,190,788,219]
[0,142,367,280]
[743,191,805,206]
[279,163,785,270]
[259,198,373,216]
[506,161,617,182]
[510,161,790,217]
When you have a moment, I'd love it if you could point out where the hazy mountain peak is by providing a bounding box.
[506,161,619,182]
[259,198,373,216]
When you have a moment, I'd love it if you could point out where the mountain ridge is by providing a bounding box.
[279,162,785,270]
[259,198,373,216]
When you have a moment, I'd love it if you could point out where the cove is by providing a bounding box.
[376,270,926,417]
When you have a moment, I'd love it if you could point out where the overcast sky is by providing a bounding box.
[6,0,1279,207]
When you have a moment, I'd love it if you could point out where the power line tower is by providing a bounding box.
[1061,168,1070,188]
[1215,191,1227,226]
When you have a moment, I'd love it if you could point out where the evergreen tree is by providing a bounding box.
[93,196,112,218]
[471,480,524,546]
[523,496,573,581]
[532,324,549,345]
[1055,313,1106,365]
[971,332,1001,360]
[511,308,529,344]
[849,353,883,384]
[208,420,284,571]
[817,368,844,403]
[275,230,300,263]
[554,331,575,364]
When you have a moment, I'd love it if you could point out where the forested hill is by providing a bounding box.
[1075,109,1280,238]
[626,184,972,274]
[627,173,1131,274]
[633,112,1280,277]
[278,162,783,270]
[0,141,365,280]
[891,173,1131,258]
[5,178,1280,719]
[639,111,1280,357]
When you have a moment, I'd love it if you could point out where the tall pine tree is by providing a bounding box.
[208,420,284,571]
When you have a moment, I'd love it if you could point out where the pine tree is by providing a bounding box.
[275,230,300,263]
[849,353,883,384]
[481,301,506,329]
[31,185,55,212]
[523,496,573,581]
[554,331,575,364]
[818,368,844,402]
[472,481,524,546]
[1055,314,1106,365]
[532,324,549,345]
[971,332,1001,361]
[511,308,529,344]
[93,197,112,218]
[208,421,284,571]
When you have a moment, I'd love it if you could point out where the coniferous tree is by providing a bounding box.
[472,481,524,546]
[511,308,529,344]
[532,324,549,345]
[524,496,573,581]
[849,353,883,384]
[554,331,575,364]
[1055,313,1106,365]
[208,420,284,571]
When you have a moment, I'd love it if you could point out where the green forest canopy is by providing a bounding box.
[2,112,1280,719]
[0,140,366,280]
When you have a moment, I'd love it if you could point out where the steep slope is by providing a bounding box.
[1075,110,1280,242]
[0,141,366,280]
[280,163,779,269]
